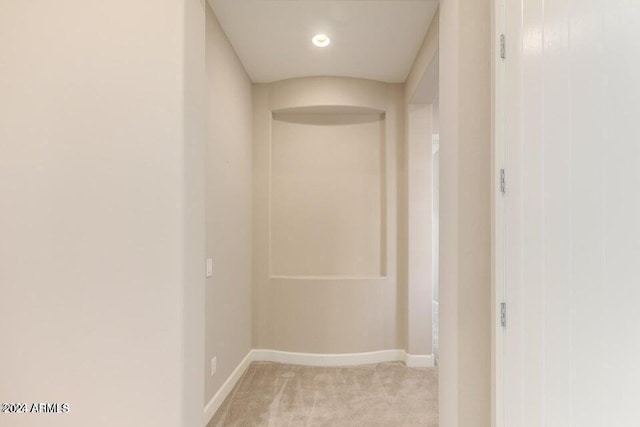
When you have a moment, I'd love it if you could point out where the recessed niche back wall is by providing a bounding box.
[270,112,386,278]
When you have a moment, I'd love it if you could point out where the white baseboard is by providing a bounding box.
[252,349,406,367]
[203,351,253,427]
[405,353,435,368]
[252,349,435,368]
[203,348,434,425]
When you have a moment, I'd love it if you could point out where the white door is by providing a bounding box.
[498,0,640,426]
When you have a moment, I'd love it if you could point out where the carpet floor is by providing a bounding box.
[208,362,438,427]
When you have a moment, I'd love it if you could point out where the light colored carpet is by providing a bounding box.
[208,362,438,427]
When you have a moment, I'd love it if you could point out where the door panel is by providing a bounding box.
[501,1,640,426]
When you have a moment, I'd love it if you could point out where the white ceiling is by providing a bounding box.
[209,0,439,83]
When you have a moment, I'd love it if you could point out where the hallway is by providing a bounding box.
[9,0,640,426]
[204,0,445,425]
[4,0,471,425]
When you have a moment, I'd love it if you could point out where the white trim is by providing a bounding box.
[252,349,434,368]
[269,275,387,281]
[252,349,403,366]
[492,0,507,426]
[432,134,440,155]
[203,351,253,427]
[405,353,435,368]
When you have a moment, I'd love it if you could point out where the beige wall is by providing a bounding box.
[184,0,207,425]
[439,0,492,426]
[253,77,407,353]
[0,0,206,426]
[204,3,253,406]
[271,113,385,278]
[406,104,434,356]
[406,10,440,102]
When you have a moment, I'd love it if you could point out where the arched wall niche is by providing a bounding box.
[253,76,406,354]
[268,76,391,113]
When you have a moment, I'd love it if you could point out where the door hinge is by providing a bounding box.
[500,168,506,194]
[500,302,507,327]
[500,34,506,59]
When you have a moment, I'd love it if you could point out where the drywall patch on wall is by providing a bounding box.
[270,112,386,278]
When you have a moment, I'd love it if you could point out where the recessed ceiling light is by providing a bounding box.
[312,34,330,48]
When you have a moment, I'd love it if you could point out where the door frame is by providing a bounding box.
[492,0,507,425]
